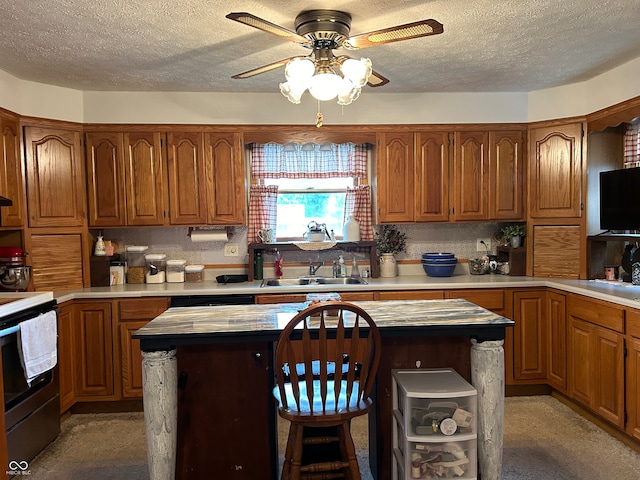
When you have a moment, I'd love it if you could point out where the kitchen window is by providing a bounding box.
[248,142,373,242]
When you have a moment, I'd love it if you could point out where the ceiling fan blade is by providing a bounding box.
[231,57,302,79]
[343,19,443,49]
[226,12,310,44]
[367,69,389,87]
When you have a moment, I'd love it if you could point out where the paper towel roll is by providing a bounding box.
[190,230,228,242]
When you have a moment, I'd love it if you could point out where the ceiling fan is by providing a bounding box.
[226,10,444,105]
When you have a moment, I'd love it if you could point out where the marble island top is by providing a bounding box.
[133,298,514,349]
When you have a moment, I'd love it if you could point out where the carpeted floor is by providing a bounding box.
[24,396,640,479]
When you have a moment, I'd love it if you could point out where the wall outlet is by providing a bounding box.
[476,238,491,252]
[224,243,239,257]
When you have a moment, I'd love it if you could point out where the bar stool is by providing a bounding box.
[274,301,381,480]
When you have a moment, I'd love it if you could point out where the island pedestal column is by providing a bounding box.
[471,338,505,480]
[141,349,178,480]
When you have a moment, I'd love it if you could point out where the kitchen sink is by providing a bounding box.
[260,276,368,287]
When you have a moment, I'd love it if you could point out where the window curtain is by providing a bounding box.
[624,118,640,168]
[248,185,278,243]
[344,185,373,241]
[251,142,367,179]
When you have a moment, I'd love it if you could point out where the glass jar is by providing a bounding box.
[126,246,148,284]
[185,264,204,283]
[145,253,166,283]
[166,259,186,283]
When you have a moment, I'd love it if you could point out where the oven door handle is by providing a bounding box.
[0,324,19,337]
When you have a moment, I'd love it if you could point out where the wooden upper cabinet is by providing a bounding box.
[0,116,25,227]
[24,126,85,227]
[415,132,450,222]
[376,132,415,223]
[205,132,246,225]
[453,131,489,221]
[123,132,167,226]
[85,132,126,226]
[529,122,583,218]
[489,130,524,220]
[167,132,208,225]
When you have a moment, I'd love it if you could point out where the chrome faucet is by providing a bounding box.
[308,261,324,276]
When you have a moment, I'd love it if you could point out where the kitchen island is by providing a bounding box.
[134,298,514,480]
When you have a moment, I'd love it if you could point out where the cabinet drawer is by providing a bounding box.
[119,297,169,320]
[568,295,624,333]
[627,308,640,338]
[446,289,504,312]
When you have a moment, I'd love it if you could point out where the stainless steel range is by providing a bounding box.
[0,294,60,469]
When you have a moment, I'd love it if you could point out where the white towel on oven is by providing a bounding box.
[17,310,58,385]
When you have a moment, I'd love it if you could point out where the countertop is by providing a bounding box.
[50,274,640,310]
[0,291,55,319]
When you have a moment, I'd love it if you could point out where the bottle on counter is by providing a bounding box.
[338,255,346,277]
[274,251,283,279]
[350,257,360,279]
[254,251,264,280]
[94,231,106,256]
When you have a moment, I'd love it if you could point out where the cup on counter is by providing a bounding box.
[257,228,274,243]
[604,265,619,281]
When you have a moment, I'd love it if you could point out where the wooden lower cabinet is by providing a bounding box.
[73,301,115,399]
[627,333,640,440]
[118,297,169,398]
[546,291,567,392]
[57,303,75,413]
[568,295,625,428]
[512,290,546,381]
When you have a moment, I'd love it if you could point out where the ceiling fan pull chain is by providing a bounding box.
[316,100,323,128]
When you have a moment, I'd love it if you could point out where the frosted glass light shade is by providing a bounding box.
[341,58,372,88]
[285,58,315,82]
[308,72,343,101]
[280,81,306,104]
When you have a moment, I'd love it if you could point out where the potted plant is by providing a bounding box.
[375,225,408,277]
[501,224,527,248]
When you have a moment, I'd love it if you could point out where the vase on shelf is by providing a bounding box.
[510,236,522,248]
[379,253,397,278]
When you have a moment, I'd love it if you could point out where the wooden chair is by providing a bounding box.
[274,301,381,480]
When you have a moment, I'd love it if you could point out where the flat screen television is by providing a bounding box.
[600,167,640,231]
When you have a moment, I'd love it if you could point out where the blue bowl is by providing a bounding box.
[422,256,458,264]
[422,263,457,277]
[422,252,455,257]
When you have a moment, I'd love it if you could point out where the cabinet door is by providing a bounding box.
[568,317,593,407]
[627,336,640,440]
[206,132,246,225]
[529,123,583,218]
[415,132,450,222]
[74,302,115,399]
[489,130,524,220]
[123,132,167,225]
[24,126,85,227]
[512,290,546,380]
[376,132,415,223]
[85,132,126,226]
[167,131,207,225]
[452,131,488,221]
[378,290,445,301]
[532,225,581,279]
[546,291,567,392]
[57,304,75,413]
[593,326,625,427]
[118,297,169,398]
[0,116,25,227]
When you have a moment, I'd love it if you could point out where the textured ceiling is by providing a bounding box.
[1,0,640,94]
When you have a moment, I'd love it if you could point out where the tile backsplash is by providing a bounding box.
[102,222,506,270]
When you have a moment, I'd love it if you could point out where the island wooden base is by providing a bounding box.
[142,335,504,480]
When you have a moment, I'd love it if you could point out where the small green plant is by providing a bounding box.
[375,225,408,255]
[501,223,527,240]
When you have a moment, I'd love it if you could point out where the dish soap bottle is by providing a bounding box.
[338,255,346,277]
[274,251,284,279]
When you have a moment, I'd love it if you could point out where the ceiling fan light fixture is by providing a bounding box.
[308,72,343,101]
[341,58,372,88]
[280,81,306,104]
[284,57,315,82]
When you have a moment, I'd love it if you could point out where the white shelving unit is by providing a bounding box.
[392,369,478,480]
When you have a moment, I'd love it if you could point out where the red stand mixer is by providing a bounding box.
[0,246,31,291]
